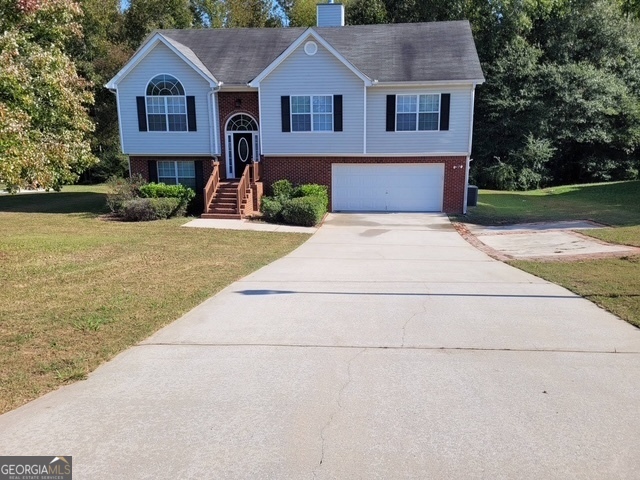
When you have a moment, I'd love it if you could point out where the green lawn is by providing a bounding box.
[0,185,309,414]
[457,180,640,329]
[459,180,640,226]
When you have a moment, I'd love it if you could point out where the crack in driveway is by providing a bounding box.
[313,348,366,479]
[401,300,429,347]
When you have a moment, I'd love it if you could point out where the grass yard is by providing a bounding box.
[458,180,640,329]
[512,257,640,328]
[0,185,309,414]
[459,180,640,226]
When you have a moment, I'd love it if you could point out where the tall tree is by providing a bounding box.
[124,0,195,47]
[0,0,97,192]
[346,0,387,25]
[72,0,132,182]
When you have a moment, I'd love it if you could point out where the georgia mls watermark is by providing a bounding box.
[0,457,72,480]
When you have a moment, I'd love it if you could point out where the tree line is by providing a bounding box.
[1,0,639,191]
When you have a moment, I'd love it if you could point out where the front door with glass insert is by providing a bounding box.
[233,132,253,179]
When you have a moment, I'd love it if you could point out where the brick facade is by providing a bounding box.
[261,156,468,214]
[217,92,260,179]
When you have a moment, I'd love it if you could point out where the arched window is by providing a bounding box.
[146,75,187,131]
[226,114,258,131]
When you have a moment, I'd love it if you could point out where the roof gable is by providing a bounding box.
[105,33,218,90]
[248,28,372,87]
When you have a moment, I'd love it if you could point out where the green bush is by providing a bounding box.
[119,197,182,221]
[281,196,326,227]
[293,184,328,208]
[105,174,146,214]
[139,183,195,203]
[260,197,283,222]
[271,179,294,199]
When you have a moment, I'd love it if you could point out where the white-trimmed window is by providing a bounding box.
[397,94,440,131]
[291,95,333,132]
[157,161,196,188]
[146,75,187,132]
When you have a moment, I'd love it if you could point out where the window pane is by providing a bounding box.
[146,97,166,114]
[313,113,332,131]
[166,97,186,114]
[397,95,417,113]
[396,113,416,131]
[158,177,177,185]
[292,114,311,131]
[312,96,332,113]
[148,114,167,131]
[157,161,175,177]
[178,177,196,189]
[168,114,187,131]
[177,161,195,178]
[418,112,439,130]
[419,94,439,113]
[291,96,310,114]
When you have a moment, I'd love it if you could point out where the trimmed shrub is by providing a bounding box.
[139,183,195,203]
[271,179,294,199]
[119,197,182,222]
[293,184,328,208]
[105,174,146,214]
[260,196,283,222]
[281,196,326,227]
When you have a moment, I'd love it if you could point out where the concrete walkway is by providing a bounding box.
[1,213,639,479]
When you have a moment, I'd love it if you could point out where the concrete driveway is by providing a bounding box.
[1,213,639,479]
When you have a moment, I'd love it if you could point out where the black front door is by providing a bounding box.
[233,132,253,178]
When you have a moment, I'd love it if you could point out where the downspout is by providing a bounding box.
[208,82,223,158]
[463,83,477,215]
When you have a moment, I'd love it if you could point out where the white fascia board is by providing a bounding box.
[262,152,470,157]
[371,79,485,87]
[248,28,372,87]
[105,33,218,89]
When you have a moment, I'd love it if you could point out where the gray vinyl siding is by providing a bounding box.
[260,40,364,155]
[366,85,473,155]
[316,4,344,27]
[117,42,215,155]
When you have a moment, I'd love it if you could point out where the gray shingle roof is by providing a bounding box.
[159,21,484,85]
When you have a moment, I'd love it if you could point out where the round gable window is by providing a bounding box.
[304,41,318,56]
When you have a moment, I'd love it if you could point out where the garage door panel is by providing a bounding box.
[332,164,444,212]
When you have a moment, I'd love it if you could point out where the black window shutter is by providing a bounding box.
[386,95,396,132]
[187,96,197,131]
[439,93,451,131]
[136,97,147,131]
[333,95,343,132]
[194,160,204,192]
[281,96,291,132]
[148,160,158,183]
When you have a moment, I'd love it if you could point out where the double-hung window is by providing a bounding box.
[146,75,188,132]
[396,94,440,131]
[157,161,196,188]
[291,95,333,132]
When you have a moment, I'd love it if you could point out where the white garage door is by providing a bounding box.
[332,164,445,212]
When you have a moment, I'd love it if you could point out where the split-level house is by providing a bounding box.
[106,2,485,217]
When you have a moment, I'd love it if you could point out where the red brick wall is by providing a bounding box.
[217,92,260,179]
[262,156,468,214]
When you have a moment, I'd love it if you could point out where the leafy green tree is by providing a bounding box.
[72,0,132,182]
[0,0,97,192]
[124,0,195,47]
[346,0,387,25]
